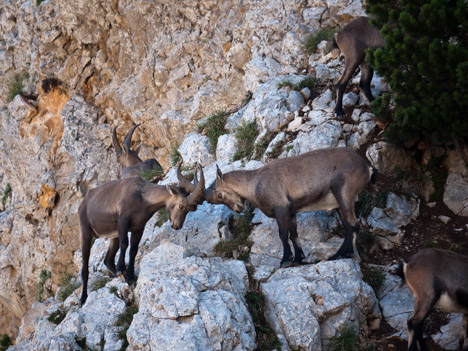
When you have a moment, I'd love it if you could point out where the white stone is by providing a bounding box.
[287,116,303,132]
[288,121,342,156]
[178,133,215,167]
[443,149,468,216]
[216,134,238,162]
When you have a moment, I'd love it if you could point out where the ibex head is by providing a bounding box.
[112,124,143,168]
[168,164,206,229]
[200,165,245,213]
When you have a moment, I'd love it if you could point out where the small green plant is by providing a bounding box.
[278,76,317,93]
[358,231,376,256]
[155,208,168,227]
[304,27,338,55]
[116,299,139,351]
[139,168,164,182]
[4,70,29,102]
[47,308,67,325]
[355,190,388,219]
[285,145,293,152]
[198,110,228,150]
[38,269,51,302]
[1,183,11,208]
[36,0,44,6]
[58,274,80,301]
[233,121,259,161]
[327,325,359,351]
[245,291,281,351]
[214,207,254,262]
[91,276,112,292]
[109,286,119,296]
[361,266,385,294]
[0,334,12,351]
[170,146,182,166]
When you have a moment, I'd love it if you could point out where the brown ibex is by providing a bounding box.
[78,165,205,305]
[333,16,385,116]
[199,147,374,267]
[397,248,468,351]
[112,124,163,179]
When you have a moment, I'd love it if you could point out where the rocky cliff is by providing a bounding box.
[1,0,467,350]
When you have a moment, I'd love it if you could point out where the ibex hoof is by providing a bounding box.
[280,260,293,268]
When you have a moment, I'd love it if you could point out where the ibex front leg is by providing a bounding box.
[116,218,130,279]
[127,229,144,284]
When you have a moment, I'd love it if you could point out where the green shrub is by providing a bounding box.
[58,274,80,301]
[38,269,51,302]
[304,27,338,55]
[198,110,228,150]
[278,76,318,93]
[366,0,468,145]
[327,325,376,351]
[0,334,12,351]
[233,121,259,161]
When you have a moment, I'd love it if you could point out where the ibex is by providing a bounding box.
[333,16,385,116]
[397,248,468,351]
[78,165,205,305]
[112,124,163,179]
[197,147,374,267]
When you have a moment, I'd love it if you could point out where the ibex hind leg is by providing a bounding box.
[289,214,305,264]
[80,221,95,305]
[328,185,359,260]
[275,207,294,268]
[104,237,119,275]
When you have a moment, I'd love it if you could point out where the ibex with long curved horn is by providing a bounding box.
[197,147,374,267]
[79,164,205,305]
[112,123,163,179]
[333,16,385,116]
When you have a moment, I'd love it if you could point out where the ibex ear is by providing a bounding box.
[122,144,130,155]
[134,144,142,155]
[216,165,224,184]
[166,185,179,196]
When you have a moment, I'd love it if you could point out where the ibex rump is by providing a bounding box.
[203,147,374,267]
[333,16,385,116]
[79,165,205,305]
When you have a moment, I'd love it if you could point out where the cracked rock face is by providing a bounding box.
[127,241,256,351]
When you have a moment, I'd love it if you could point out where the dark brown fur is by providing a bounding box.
[400,249,468,351]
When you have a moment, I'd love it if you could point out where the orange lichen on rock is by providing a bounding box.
[39,184,58,209]
[19,78,70,155]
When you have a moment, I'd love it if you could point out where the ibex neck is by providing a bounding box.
[224,169,257,202]
[141,183,170,211]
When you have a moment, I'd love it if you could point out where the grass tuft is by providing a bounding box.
[278,76,318,93]
[170,146,181,166]
[58,273,80,301]
[304,27,338,55]
[233,121,259,161]
[4,70,29,102]
[139,168,164,182]
[361,266,385,294]
[245,291,282,351]
[91,276,112,292]
[198,110,228,150]
[38,269,51,302]
[115,298,139,351]
[355,190,388,219]
[155,208,168,227]
[47,308,67,325]
[1,183,11,209]
[214,207,254,262]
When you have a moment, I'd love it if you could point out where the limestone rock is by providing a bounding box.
[178,132,215,167]
[443,149,468,216]
[262,260,381,350]
[366,142,414,175]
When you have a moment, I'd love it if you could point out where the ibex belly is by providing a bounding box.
[435,292,468,314]
[298,191,339,212]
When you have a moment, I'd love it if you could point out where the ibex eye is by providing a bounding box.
[217,193,223,199]
[178,204,183,210]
